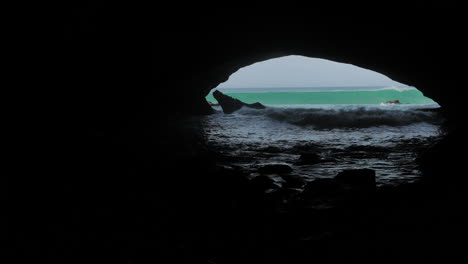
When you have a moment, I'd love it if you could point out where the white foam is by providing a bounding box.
[379,85,416,92]
[236,105,441,129]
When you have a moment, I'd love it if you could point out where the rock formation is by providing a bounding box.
[212,90,266,114]
[30,4,468,263]
[295,152,322,165]
[334,169,376,191]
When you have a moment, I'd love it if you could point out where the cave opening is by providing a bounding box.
[52,6,468,263]
[201,55,445,189]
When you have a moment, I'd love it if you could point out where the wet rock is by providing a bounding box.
[212,90,266,114]
[264,188,299,204]
[302,178,340,197]
[210,165,251,188]
[334,169,376,191]
[417,128,466,182]
[281,174,306,188]
[295,152,322,165]
[250,175,278,191]
[257,163,293,174]
[247,102,266,109]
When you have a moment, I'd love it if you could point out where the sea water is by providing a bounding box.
[202,86,445,186]
[206,86,436,105]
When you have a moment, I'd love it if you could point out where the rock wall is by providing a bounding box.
[14,2,467,262]
[61,4,467,186]
[63,3,466,126]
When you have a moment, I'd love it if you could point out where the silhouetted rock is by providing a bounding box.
[417,128,467,182]
[281,174,306,188]
[302,178,340,197]
[295,152,322,165]
[334,169,376,191]
[385,100,401,104]
[212,90,266,114]
[266,187,300,204]
[258,163,293,174]
[250,175,278,191]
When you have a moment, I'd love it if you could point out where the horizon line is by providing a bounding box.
[215,85,412,89]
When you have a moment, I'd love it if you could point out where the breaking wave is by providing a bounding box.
[235,106,442,129]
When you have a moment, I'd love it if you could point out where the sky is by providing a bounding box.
[217,55,407,88]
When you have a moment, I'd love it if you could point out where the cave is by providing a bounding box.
[202,55,445,189]
[16,3,468,264]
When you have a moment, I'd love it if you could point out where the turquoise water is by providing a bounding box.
[206,86,436,105]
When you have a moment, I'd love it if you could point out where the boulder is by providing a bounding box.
[212,90,266,114]
[385,100,401,104]
[295,152,322,165]
[302,178,340,197]
[250,175,278,191]
[301,170,377,201]
[334,169,376,191]
[281,174,306,188]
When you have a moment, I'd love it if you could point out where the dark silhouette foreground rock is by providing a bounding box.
[335,169,376,191]
[250,175,278,191]
[301,169,376,199]
[212,90,266,114]
[281,174,306,188]
[303,178,340,197]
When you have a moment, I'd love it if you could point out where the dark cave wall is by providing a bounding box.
[59,2,468,176]
[65,3,466,130]
[149,12,464,123]
[59,4,468,190]
[11,3,466,263]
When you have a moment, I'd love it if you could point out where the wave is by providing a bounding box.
[236,106,442,129]
[322,86,417,92]
[371,86,416,92]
